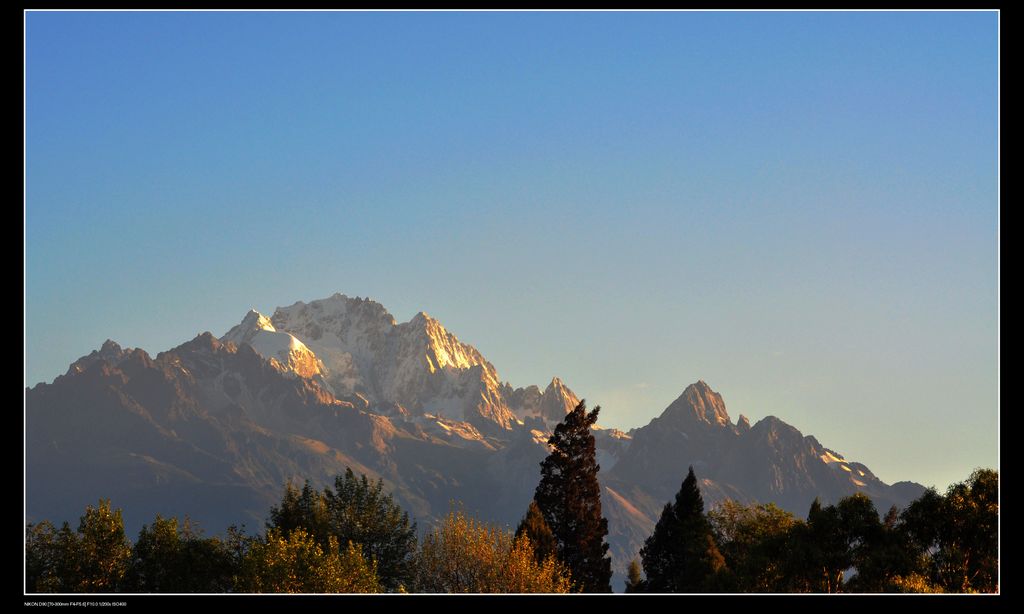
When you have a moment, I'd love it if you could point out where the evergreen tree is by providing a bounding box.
[639,467,726,592]
[515,501,557,564]
[268,481,330,544]
[624,558,645,593]
[532,400,612,592]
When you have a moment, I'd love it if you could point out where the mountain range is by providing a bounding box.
[25,292,925,581]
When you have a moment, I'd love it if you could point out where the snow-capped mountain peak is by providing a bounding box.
[264,295,522,430]
[222,309,276,343]
[220,309,324,379]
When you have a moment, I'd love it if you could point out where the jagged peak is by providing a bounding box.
[222,309,277,346]
[664,380,732,427]
[688,379,713,394]
[289,293,394,319]
[411,310,434,323]
[408,311,447,337]
[543,377,580,405]
[155,333,222,363]
[544,376,576,398]
[100,339,123,353]
[409,311,458,342]
[168,331,224,355]
[218,307,325,380]
[748,415,805,441]
[241,308,275,330]
[65,339,132,378]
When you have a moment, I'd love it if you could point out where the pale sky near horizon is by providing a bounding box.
[25,11,997,493]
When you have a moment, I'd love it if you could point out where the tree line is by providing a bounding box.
[25,400,997,593]
[624,465,997,593]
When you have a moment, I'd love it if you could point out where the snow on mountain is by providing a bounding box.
[268,294,565,432]
[220,309,325,379]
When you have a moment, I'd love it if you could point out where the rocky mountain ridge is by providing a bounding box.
[26,293,926,578]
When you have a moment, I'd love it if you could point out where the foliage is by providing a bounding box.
[26,499,132,593]
[413,508,572,593]
[532,400,612,592]
[639,467,726,592]
[268,481,330,543]
[887,572,945,593]
[123,516,239,592]
[514,500,557,563]
[25,468,997,594]
[624,558,644,593]
[708,500,797,592]
[783,495,877,593]
[26,521,70,592]
[235,528,380,593]
[268,469,417,591]
[900,468,998,592]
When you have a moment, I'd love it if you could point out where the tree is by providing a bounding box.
[783,494,895,593]
[624,558,645,593]
[75,499,132,592]
[515,501,556,564]
[901,468,999,592]
[123,515,238,592]
[639,467,726,592]
[235,528,380,593]
[532,400,612,592]
[26,500,131,593]
[413,508,572,593]
[708,500,798,592]
[837,495,884,585]
[26,521,65,592]
[268,481,330,543]
[268,469,417,591]
[785,497,850,592]
[835,495,917,593]
[123,515,181,592]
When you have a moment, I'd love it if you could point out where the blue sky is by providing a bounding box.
[26,11,997,492]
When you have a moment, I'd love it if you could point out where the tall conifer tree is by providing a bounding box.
[532,400,612,592]
[640,466,725,592]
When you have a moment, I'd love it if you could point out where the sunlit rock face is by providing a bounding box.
[268,294,526,432]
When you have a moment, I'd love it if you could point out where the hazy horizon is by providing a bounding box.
[26,10,998,493]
